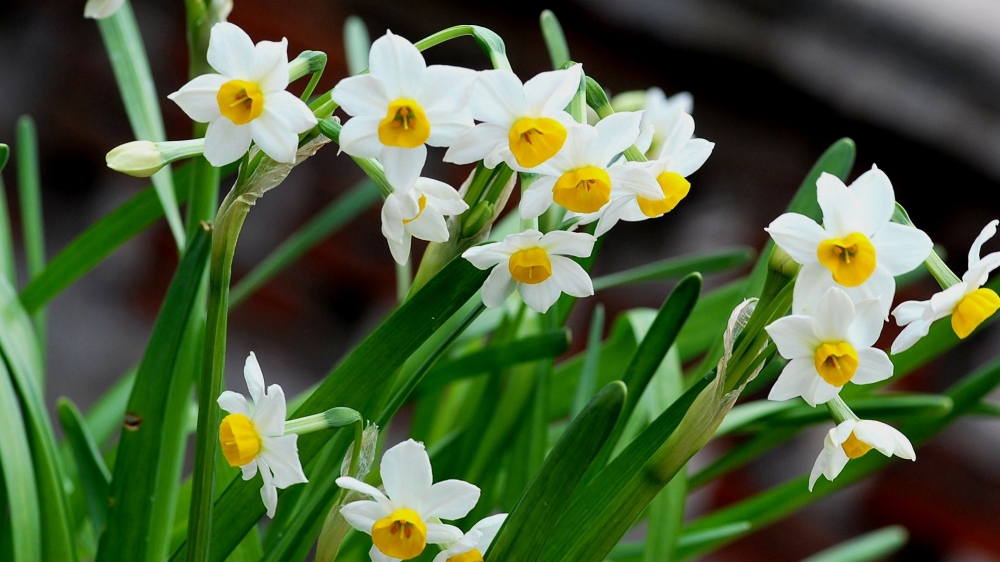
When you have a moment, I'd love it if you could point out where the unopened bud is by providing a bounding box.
[461,201,494,238]
[106,138,205,178]
[768,245,800,279]
[288,51,328,82]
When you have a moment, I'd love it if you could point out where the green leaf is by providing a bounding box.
[343,16,371,76]
[95,228,210,562]
[539,10,570,69]
[608,523,752,561]
[592,247,754,292]
[97,1,185,247]
[56,398,111,537]
[801,526,908,562]
[0,360,41,562]
[229,180,380,307]
[15,117,46,362]
[675,280,746,362]
[571,303,605,418]
[170,257,489,562]
[0,143,16,285]
[486,381,626,562]
[83,369,136,449]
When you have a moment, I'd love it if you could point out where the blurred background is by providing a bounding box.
[0,0,999,559]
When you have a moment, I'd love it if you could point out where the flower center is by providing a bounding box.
[219,413,261,467]
[509,247,552,284]
[507,117,567,168]
[636,171,691,218]
[841,431,873,459]
[817,232,877,287]
[403,194,427,225]
[951,287,1000,339]
[552,166,612,214]
[217,80,264,125]
[371,508,427,559]
[448,548,484,562]
[813,341,859,387]
[378,98,431,148]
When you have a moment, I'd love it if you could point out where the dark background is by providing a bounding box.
[0,0,998,559]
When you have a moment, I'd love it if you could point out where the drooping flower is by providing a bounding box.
[584,109,714,236]
[809,419,915,491]
[443,65,582,171]
[217,352,308,518]
[462,229,596,314]
[337,439,480,561]
[333,31,476,184]
[84,0,124,19]
[431,514,508,562]
[380,157,469,265]
[765,165,933,318]
[765,287,892,407]
[634,87,693,158]
[891,219,1000,353]
[519,112,661,220]
[168,23,318,166]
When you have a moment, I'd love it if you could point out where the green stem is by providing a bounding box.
[893,203,960,288]
[826,395,859,424]
[16,116,46,375]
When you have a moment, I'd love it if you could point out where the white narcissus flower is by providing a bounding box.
[586,109,714,236]
[168,23,317,166]
[765,165,933,319]
[635,87,693,157]
[520,112,661,220]
[333,32,476,184]
[337,439,479,561]
[765,287,892,407]
[380,168,468,265]
[430,514,507,562]
[443,65,582,171]
[891,219,1000,353]
[84,0,125,19]
[809,419,915,491]
[217,352,308,518]
[463,230,596,314]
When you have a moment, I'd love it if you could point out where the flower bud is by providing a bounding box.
[106,138,205,178]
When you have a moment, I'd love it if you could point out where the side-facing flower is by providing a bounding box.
[462,229,596,314]
[587,109,714,236]
[520,112,661,220]
[168,23,317,166]
[443,65,582,171]
[431,514,508,562]
[380,161,469,265]
[333,31,476,182]
[765,165,933,318]
[635,87,693,158]
[766,287,892,406]
[809,419,915,491]
[892,219,1000,353]
[217,352,308,518]
[337,439,479,561]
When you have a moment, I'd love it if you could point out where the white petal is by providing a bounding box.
[437,531,482,561]
[813,287,856,342]
[847,298,885,349]
[406,211,449,243]
[381,193,411,244]
[387,233,412,266]
[767,357,815,402]
[848,165,895,236]
[809,447,834,491]
[249,112,299,165]
[592,111,642,164]
[218,390,250,416]
[851,347,893,385]
[207,22,256,78]
[339,500,385,535]
[252,38,290,92]
[608,165,662,199]
[890,319,933,355]
[240,461,258,481]
[519,176,557,219]
[472,70,524,125]
[261,481,278,518]
[519,279,562,313]
[765,315,820,359]
[872,223,932,276]
[203,117,254,166]
[382,146,425,191]
[536,124,595,175]
[84,0,126,19]
[471,514,508,551]
[332,74,391,117]
[369,32,426,98]
[419,179,467,214]
[656,111,695,160]
[369,544,397,562]
[792,263,835,315]
[443,124,507,165]
[963,254,1000,291]
[480,265,517,308]
[670,139,714,176]
[800,376,841,407]
[593,196,634,237]
[336,476,390,504]
[847,268,896,320]
[425,107,474,147]
[524,64,583,116]
[463,243,513,269]
[816,173,862,237]
[931,283,969,314]
[854,420,913,459]
[420,65,478,113]
[550,255,594,298]
[381,439,432,509]
[244,352,266,404]
[168,74,228,123]
[968,219,999,269]
[540,230,596,257]
[765,213,827,265]
[419,480,481,520]
[426,523,464,545]
[261,89,317,134]
[258,434,308,488]
[252,384,286,437]
[338,115,384,158]
[892,299,932,326]
[634,125,654,155]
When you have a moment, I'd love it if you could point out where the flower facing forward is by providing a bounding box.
[809,419,915,490]
[168,23,317,166]
[586,109,714,236]
[765,165,933,318]
[217,352,308,517]
[338,439,480,561]
[520,112,661,220]
[891,219,1000,353]
[381,175,468,265]
[443,65,582,171]
[430,514,508,562]
[463,229,596,314]
[766,287,892,406]
[333,32,476,182]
